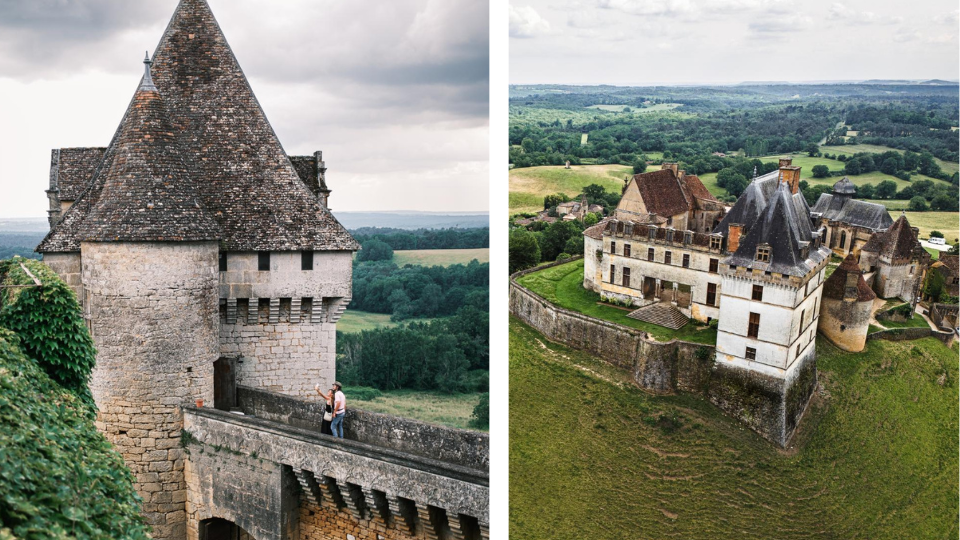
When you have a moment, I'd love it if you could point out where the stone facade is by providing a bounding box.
[83,241,220,539]
[510,268,814,446]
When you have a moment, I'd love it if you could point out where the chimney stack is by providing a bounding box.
[778,166,802,195]
[661,162,679,177]
[778,157,793,169]
[728,223,743,253]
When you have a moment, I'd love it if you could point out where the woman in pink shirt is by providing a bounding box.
[330,382,346,438]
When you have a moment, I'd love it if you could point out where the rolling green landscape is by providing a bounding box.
[510,164,631,214]
[516,259,717,344]
[350,389,485,431]
[510,317,958,539]
[393,248,490,267]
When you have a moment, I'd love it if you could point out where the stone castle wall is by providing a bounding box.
[510,265,815,446]
[81,241,220,539]
[818,296,872,352]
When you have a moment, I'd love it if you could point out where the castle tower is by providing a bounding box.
[818,253,876,352]
[58,55,220,538]
[714,181,831,445]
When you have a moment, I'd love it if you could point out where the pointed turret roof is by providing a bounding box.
[861,214,925,261]
[822,253,876,301]
[40,0,358,253]
[149,0,356,251]
[725,181,828,276]
[76,56,219,242]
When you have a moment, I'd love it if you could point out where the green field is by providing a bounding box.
[516,259,717,344]
[586,103,682,113]
[393,248,489,267]
[351,389,485,431]
[510,164,631,214]
[510,317,958,539]
[896,212,959,242]
[337,310,427,333]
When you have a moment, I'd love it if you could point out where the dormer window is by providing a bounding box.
[648,227,657,241]
[710,236,721,250]
[756,245,771,263]
[666,229,674,243]
[684,232,692,245]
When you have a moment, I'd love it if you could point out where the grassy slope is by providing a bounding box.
[510,165,631,214]
[823,143,959,175]
[350,390,484,431]
[510,317,959,539]
[337,310,432,333]
[896,212,959,243]
[516,259,717,344]
[393,248,489,267]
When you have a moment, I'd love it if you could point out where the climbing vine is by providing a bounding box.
[0,258,97,410]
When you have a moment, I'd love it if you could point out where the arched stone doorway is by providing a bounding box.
[199,518,254,540]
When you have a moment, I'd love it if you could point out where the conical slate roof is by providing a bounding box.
[39,0,358,253]
[832,177,857,195]
[861,214,924,261]
[821,253,876,302]
[75,59,219,242]
[149,0,356,251]
[725,181,828,276]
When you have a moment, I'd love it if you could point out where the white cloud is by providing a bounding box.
[510,5,552,37]
[924,33,957,44]
[893,27,920,42]
[595,0,695,17]
[827,3,900,25]
[934,9,959,24]
[748,16,812,33]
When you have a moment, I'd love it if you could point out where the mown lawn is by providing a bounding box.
[351,389,485,431]
[509,165,631,214]
[510,317,959,539]
[516,259,717,344]
[393,248,489,267]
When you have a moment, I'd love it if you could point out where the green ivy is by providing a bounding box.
[0,327,149,539]
[0,259,97,410]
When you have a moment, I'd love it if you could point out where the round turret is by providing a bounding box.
[818,253,875,351]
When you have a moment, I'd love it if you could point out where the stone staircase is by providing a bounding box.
[627,303,688,330]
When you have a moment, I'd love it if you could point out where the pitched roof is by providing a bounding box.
[52,148,106,201]
[936,254,959,276]
[713,170,780,236]
[724,181,828,276]
[822,253,876,302]
[288,154,330,199]
[583,220,608,240]
[629,169,690,217]
[861,215,925,261]
[810,193,892,231]
[41,0,357,254]
[678,173,719,205]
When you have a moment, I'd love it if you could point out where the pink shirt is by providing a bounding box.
[334,390,346,415]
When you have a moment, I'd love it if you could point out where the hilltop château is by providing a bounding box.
[36,1,488,539]
[578,159,933,443]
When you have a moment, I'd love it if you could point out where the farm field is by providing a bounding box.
[516,259,717,345]
[336,310,432,334]
[393,248,489,267]
[509,164,631,214]
[510,317,958,539]
[894,212,959,243]
[586,103,682,113]
[350,389,485,431]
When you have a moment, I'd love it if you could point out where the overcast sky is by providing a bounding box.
[510,0,959,85]
[0,0,489,219]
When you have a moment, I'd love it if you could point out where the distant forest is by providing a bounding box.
[351,227,489,250]
[510,84,959,168]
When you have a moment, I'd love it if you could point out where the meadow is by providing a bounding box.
[509,164,631,214]
[350,389,485,431]
[510,317,958,539]
[516,259,717,345]
[393,248,489,267]
[894,212,959,242]
[336,310,427,333]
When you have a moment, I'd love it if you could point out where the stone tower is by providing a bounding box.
[37,1,359,537]
[818,253,876,352]
[714,180,831,445]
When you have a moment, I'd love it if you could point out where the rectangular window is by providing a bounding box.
[756,246,771,263]
[258,251,271,271]
[752,285,763,301]
[706,283,717,306]
[219,252,227,272]
[623,267,631,288]
[710,236,721,250]
[748,312,760,338]
[647,248,655,262]
[801,309,806,330]
[709,258,719,273]
[610,265,616,283]
[682,254,690,268]
[665,251,672,265]
[624,244,631,257]
[611,241,616,254]
[301,251,314,271]
[745,347,756,360]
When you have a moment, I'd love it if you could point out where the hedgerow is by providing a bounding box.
[0,258,97,410]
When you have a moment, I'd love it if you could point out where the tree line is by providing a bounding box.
[351,227,489,251]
